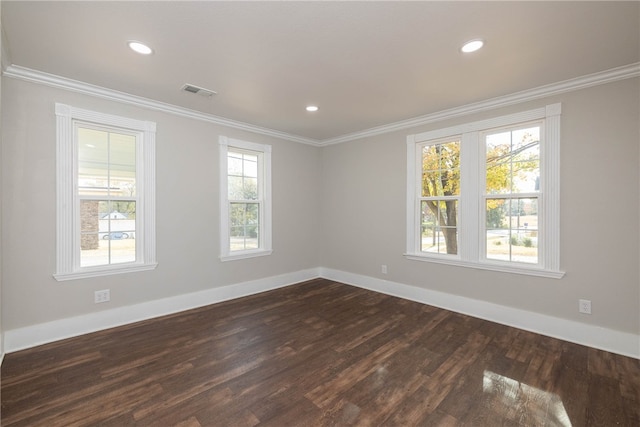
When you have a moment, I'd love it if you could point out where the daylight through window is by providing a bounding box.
[78,125,138,267]
[420,139,460,255]
[484,125,540,264]
[406,104,562,278]
[55,104,157,280]
[219,136,272,261]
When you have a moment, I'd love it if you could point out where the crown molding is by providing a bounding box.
[2,65,322,146]
[3,62,639,147]
[321,62,640,146]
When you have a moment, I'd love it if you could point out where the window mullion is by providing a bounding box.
[542,106,561,271]
[460,131,480,262]
[219,141,229,257]
[413,141,421,254]
[406,138,418,254]
[71,120,80,273]
[484,192,540,200]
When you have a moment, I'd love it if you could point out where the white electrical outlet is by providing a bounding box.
[381,264,388,274]
[95,289,110,304]
[578,299,591,314]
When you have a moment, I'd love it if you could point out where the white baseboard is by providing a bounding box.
[5,266,638,359]
[320,268,640,359]
[4,268,321,353]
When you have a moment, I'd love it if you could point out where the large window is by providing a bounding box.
[219,136,272,261]
[55,104,156,280]
[406,104,563,278]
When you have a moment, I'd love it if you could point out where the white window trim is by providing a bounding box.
[406,104,564,279]
[219,136,272,261]
[54,103,157,281]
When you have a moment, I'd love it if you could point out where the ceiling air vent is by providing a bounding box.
[181,83,217,97]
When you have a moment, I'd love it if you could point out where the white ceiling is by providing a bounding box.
[2,1,639,143]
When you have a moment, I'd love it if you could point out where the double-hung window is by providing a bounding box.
[483,124,541,264]
[55,104,157,280]
[406,104,563,278]
[219,136,272,261]
[419,138,461,255]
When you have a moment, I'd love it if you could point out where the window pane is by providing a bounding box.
[486,198,538,264]
[228,154,243,176]
[228,176,244,200]
[420,199,458,255]
[486,131,511,195]
[485,199,506,229]
[513,139,540,162]
[109,132,137,197]
[243,177,258,200]
[244,155,258,178]
[78,128,109,195]
[228,151,259,201]
[422,140,460,197]
[77,127,136,197]
[105,201,137,221]
[80,200,136,267]
[247,204,259,248]
[512,159,540,193]
[486,125,540,195]
[229,202,260,251]
[512,127,540,153]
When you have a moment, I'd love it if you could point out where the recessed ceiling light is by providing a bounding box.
[306,105,319,112]
[128,41,153,55]
[461,39,484,53]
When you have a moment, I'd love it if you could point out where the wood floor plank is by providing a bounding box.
[2,279,638,426]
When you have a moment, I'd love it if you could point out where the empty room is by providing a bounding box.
[0,1,639,426]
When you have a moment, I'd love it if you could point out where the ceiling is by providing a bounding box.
[2,1,639,144]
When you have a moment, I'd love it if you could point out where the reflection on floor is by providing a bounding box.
[483,370,572,426]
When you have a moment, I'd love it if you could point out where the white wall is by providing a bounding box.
[0,77,322,334]
[1,69,639,358]
[321,78,640,338]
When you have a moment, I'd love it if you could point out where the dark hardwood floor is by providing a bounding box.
[2,278,639,426]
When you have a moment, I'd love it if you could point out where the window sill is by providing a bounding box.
[404,253,565,279]
[54,263,158,281]
[220,249,273,262]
